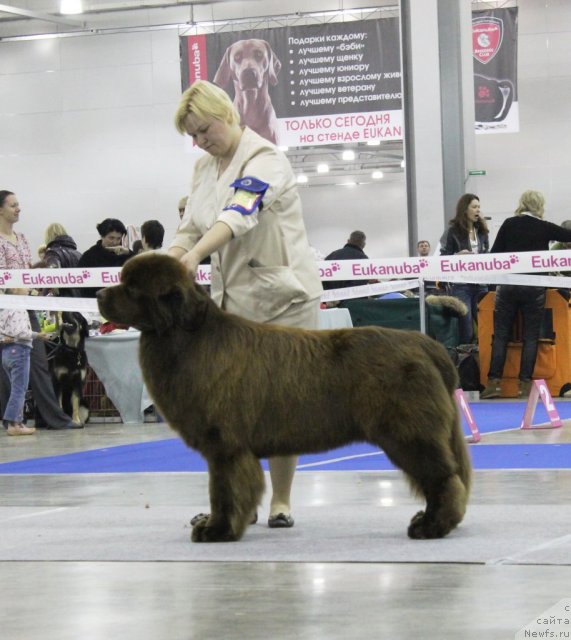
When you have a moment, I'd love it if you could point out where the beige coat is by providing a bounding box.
[170,127,323,323]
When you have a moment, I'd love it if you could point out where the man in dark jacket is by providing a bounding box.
[323,230,368,290]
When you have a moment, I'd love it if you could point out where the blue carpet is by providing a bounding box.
[0,400,569,474]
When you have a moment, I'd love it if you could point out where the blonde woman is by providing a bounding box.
[43,223,82,269]
[168,80,322,529]
[481,190,571,399]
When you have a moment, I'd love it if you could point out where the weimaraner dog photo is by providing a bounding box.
[213,38,282,144]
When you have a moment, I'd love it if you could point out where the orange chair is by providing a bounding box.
[478,289,571,397]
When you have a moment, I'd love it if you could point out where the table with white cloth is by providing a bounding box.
[84,310,352,423]
[318,307,353,329]
[84,330,152,424]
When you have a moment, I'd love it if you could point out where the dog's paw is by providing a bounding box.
[191,519,239,543]
[407,510,450,539]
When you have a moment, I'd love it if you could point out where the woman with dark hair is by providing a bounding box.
[0,190,82,430]
[78,218,134,297]
[440,193,490,344]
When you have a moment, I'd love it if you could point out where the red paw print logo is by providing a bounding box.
[478,86,490,99]
[509,255,519,264]
[82,270,90,278]
[3,272,12,281]
[418,259,428,269]
[331,263,340,272]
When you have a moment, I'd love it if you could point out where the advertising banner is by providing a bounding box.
[180,18,403,147]
[472,7,519,134]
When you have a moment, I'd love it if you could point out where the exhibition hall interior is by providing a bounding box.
[1,1,571,639]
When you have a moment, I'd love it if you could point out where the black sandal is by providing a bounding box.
[267,513,295,528]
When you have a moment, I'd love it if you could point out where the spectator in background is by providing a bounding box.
[323,230,368,291]
[481,190,571,399]
[0,189,82,430]
[413,239,440,296]
[141,220,165,252]
[440,194,490,344]
[417,240,431,257]
[40,223,83,297]
[43,223,82,269]
[78,218,134,298]
[1,289,54,436]
[132,239,144,255]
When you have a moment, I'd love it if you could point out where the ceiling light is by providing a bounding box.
[60,0,83,14]
[340,181,357,187]
[297,174,308,184]
[341,150,355,161]
[372,170,384,180]
[316,163,329,174]
[366,140,381,146]
[400,160,406,168]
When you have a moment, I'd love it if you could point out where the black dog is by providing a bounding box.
[49,312,90,425]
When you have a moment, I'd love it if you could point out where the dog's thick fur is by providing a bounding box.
[97,254,471,543]
[50,311,90,425]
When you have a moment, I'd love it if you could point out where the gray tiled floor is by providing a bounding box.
[1,414,570,640]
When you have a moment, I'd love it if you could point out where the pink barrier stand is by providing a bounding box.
[454,389,481,443]
[520,379,562,430]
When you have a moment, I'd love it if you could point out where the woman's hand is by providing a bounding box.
[179,250,202,277]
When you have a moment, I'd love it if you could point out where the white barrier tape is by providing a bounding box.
[0,295,99,313]
[315,249,571,281]
[1,250,571,309]
[1,249,571,288]
[320,279,419,302]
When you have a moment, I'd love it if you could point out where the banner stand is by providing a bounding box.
[454,389,481,443]
[520,379,562,430]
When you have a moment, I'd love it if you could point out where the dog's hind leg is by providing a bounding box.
[379,434,469,540]
[191,451,265,543]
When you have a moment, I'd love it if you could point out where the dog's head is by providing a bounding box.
[58,312,88,348]
[213,39,281,90]
[96,253,210,334]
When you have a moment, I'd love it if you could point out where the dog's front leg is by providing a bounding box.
[191,451,265,543]
[71,392,81,424]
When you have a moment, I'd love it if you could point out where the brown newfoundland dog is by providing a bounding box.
[97,254,471,543]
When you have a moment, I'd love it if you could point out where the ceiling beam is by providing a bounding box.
[0,3,86,27]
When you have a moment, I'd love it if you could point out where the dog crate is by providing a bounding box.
[82,365,122,422]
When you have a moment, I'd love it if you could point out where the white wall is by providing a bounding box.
[0,29,192,255]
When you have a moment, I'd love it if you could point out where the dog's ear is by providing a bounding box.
[265,41,281,86]
[169,282,210,331]
[213,44,234,88]
[76,313,89,338]
[146,281,209,334]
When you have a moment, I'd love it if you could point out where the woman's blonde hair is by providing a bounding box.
[515,190,545,219]
[174,80,240,134]
[44,223,68,245]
